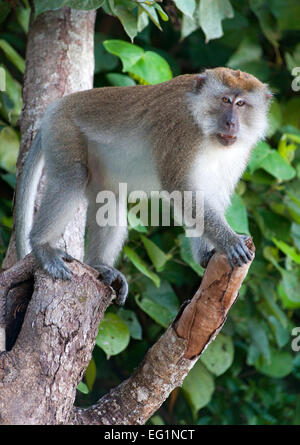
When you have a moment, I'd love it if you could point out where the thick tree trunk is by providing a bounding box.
[2,7,96,270]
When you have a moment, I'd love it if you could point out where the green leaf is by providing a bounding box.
[0,40,25,74]
[226,193,249,235]
[0,66,23,124]
[173,0,196,18]
[250,0,281,48]
[135,280,179,327]
[291,223,300,251]
[260,282,289,328]
[282,98,300,128]
[129,51,172,85]
[103,40,144,72]
[137,8,149,33]
[255,208,290,242]
[77,381,89,394]
[153,3,168,22]
[150,415,165,425]
[269,0,300,31]
[182,360,215,416]
[267,316,289,348]
[96,312,130,357]
[139,3,161,30]
[278,282,300,309]
[247,319,270,362]
[278,135,297,163]
[85,357,96,391]
[16,5,31,33]
[94,33,119,74]
[227,37,262,69]
[0,1,11,24]
[1,173,16,189]
[181,12,198,40]
[179,235,203,276]
[106,73,136,86]
[248,141,270,174]
[199,0,234,42]
[141,235,170,272]
[200,334,234,376]
[110,3,138,41]
[124,246,160,287]
[0,127,20,173]
[117,308,142,340]
[272,238,300,264]
[267,99,282,137]
[255,347,294,378]
[280,269,300,303]
[249,142,296,181]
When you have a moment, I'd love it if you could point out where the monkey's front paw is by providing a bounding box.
[225,235,253,268]
[34,245,74,281]
[93,263,128,305]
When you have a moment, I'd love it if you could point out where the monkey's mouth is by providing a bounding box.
[216,133,237,146]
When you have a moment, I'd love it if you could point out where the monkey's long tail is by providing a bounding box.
[15,129,44,259]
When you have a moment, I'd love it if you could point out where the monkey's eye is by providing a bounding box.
[222,96,230,104]
[236,100,245,107]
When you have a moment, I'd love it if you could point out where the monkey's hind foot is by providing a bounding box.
[93,263,128,305]
[33,244,74,281]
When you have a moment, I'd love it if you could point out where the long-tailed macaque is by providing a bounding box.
[15,68,271,304]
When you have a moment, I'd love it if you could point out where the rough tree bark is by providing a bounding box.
[0,7,255,425]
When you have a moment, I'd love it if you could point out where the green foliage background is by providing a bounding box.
[1,0,300,425]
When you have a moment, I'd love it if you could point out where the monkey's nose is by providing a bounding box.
[226,119,235,130]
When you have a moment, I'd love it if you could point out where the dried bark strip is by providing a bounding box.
[174,238,255,359]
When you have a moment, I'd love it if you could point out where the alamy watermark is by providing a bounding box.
[291,327,300,352]
[291,67,300,92]
[95,183,205,237]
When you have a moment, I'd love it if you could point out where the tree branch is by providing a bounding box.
[70,239,255,425]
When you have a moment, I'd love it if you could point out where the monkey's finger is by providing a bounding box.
[226,249,238,268]
[62,252,74,263]
[245,247,254,261]
[230,247,244,267]
[236,244,250,264]
[114,273,128,305]
[116,282,128,306]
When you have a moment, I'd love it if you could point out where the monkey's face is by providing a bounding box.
[207,89,270,148]
[188,68,271,149]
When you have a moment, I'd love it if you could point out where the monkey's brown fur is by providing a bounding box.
[15,67,270,303]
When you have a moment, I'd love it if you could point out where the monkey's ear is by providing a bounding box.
[265,90,273,100]
[264,84,273,101]
[194,73,207,91]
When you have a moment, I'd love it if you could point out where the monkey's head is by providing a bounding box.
[189,67,272,148]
